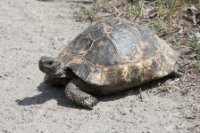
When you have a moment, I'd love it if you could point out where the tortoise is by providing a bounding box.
[39,19,180,109]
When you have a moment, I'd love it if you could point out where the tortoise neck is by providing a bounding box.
[52,69,66,78]
[65,68,77,78]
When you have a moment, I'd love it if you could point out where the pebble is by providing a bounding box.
[195,33,200,39]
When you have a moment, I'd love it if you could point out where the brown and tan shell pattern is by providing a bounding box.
[57,19,178,87]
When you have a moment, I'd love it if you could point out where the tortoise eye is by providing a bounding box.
[48,61,54,65]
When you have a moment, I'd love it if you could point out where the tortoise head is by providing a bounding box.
[39,56,65,77]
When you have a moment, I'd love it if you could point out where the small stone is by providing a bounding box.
[122,112,126,115]
[195,33,200,39]
[15,99,23,103]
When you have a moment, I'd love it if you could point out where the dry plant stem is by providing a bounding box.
[64,0,95,3]
[113,7,121,19]
[192,15,197,25]
[139,88,144,102]
[158,27,179,37]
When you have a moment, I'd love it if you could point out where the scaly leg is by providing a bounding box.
[65,79,98,109]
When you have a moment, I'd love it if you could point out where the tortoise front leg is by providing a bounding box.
[65,79,98,109]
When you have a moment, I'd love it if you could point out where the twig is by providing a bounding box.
[66,124,72,128]
[62,0,95,3]
[113,7,122,19]
[139,88,143,102]
[38,0,95,3]
[192,15,197,25]
[158,28,179,37]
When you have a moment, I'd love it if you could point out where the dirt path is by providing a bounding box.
[0,0,199,133]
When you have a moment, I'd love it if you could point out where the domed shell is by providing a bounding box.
[57,19,178,86]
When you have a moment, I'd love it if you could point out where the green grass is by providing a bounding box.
[74,0,200,22]
[157,0,177,21]
[124,1,135,19]
[183,0,199,3]
[74,6,95,22]
[188,36,200,71]
[133,0,144,18]
[74,0,146,22]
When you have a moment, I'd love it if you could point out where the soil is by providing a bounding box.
[0,0,199,133]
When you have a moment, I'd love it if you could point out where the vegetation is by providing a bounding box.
[73,0,200,71]
[74,0,200,21]
[188,36,200,71]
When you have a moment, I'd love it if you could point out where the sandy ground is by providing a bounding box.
[0,0,199,133]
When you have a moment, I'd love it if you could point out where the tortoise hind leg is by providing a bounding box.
[65,78,98,109]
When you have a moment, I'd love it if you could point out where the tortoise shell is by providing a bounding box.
[57,19,178,87]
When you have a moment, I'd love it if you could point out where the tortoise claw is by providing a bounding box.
[80,96,99,109]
